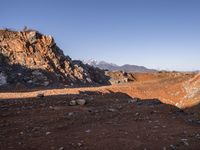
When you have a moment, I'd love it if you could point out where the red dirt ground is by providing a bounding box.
[0,72,200,150]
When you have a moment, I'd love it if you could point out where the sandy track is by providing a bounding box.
[0,72,199,108]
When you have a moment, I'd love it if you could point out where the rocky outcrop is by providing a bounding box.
[0,29,110,88]
[105,71,135,84]
[184,73,200,99]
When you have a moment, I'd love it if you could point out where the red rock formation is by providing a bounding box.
[0,29,110,87]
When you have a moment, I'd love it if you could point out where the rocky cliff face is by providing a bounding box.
[0,29,110,88]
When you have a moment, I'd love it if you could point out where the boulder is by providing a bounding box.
[76,99,86,105]
[0,72,7,86]
[69,100,77,106]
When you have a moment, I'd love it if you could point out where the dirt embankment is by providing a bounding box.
[0,71,199,108]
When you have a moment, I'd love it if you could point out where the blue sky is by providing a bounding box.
[1,0,200,71]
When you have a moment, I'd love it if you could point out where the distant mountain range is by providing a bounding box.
[83,59,157,73]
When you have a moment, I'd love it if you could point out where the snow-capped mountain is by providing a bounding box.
[83,59,157,73]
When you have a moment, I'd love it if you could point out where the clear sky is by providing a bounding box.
[1,0,200,71]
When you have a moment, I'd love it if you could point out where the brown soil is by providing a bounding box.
[1,72,200,150]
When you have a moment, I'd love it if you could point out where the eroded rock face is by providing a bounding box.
[184,73,200,99]
[0,29,110,88]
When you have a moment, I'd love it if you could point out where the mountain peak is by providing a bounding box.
[83,59,156,73]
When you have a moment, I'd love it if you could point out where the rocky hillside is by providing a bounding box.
[0,29,110,88]
[83,59,157,73]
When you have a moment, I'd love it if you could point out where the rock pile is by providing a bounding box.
[105,71,135,84]
[69,99,86,106]
[0,29,110,88]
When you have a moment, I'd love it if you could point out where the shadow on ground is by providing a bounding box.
[0,53,111,92]
[1,90,200,150]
